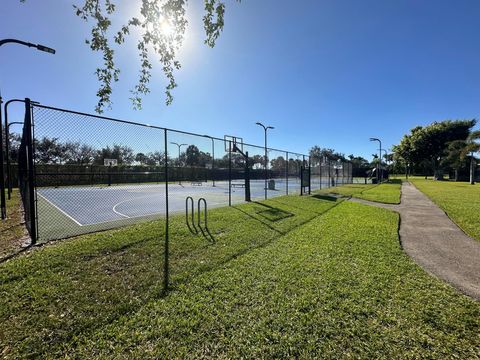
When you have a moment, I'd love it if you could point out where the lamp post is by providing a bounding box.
[379,149,389,180]
[6,122,23,199]
[369,137,382,183]
[4,99,36,200]
[0,39,56,53]
[0,39,56,220]
[203,135,215,187]
[255,122,274,200]
[170,142,187,185]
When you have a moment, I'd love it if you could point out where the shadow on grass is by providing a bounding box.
[199,226,215,243]
[232,206,287,235]
[267,198,321,214]
[312,194,338,202]
[0,244,33,266]
[252,202,294,222]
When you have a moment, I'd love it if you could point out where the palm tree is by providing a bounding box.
[461,131,480,185]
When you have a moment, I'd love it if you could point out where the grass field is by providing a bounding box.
[411,179,480,242]
[319,180,402,204]
[1,188,479,358]
[0,191,27,261]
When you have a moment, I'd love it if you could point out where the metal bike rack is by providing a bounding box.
[185,196,197,234]
[197,198,208,231]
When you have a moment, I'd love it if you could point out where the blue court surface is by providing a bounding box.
[36,179,302,227]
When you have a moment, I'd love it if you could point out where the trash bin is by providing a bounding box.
[268,180,275,190]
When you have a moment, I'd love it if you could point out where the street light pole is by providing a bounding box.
[256,122,274,200]
[6,121,24,199]
[170,142,187,185]
[203,135,215,187]
[0,93,5,219]
[379,148,388,180]
[5,98,31,200]
[0,39,56,219]
[0,39,56,53]
[370,137,382,183]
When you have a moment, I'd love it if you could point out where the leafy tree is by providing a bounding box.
[347,154,369,169]
[64,141,96,164]
[135,152,149,165]
[393,120,476,180]
[6,133,21,162]
[270,156,286,172]
[35,137,66,164]
[287,158,303,175]
[441,140,467,181]
[309,146,346,164]
[185,145,212,167]
[460,131,480,184]
[220,152,244,168]
[94,144,135,164]
[147,151,167,166]
[198,151,212,167]
[19,0,239,112]
[250,154,264,170]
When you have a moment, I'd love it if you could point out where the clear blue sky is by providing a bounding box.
[2,0,479,160]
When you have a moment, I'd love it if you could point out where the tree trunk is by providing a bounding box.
[433,158,443,180]
[454,169,458,182]
[433,169,444,180]
[470,153,475,185]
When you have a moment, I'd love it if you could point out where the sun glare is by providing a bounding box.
[160,18,175,38]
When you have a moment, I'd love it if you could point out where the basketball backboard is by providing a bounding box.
[104,158,118,166]
[224,135,243,153]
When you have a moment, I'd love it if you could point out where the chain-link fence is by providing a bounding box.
[4,98,359,290]
[13,101,315,243]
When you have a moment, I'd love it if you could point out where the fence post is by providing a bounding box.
[286,151,289,195]
[163,129,169,293]
[300,165,304,196]
[319,160,322,190]
[0,95,6,219]
[245,151,251,202]
[308,158,311,195]
[24,99,37,243]
[228,141,231,206]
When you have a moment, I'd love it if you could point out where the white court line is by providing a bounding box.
[37,192,84,227]
[112,194,157,219]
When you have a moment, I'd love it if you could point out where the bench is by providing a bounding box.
[191,181,203,186]
[230,183,245,188]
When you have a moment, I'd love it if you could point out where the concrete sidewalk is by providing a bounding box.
[349,182,480,300]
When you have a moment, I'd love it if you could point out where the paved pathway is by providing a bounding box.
[349,182,480,300]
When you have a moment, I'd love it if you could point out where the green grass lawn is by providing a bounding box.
[1,190,479,358]
[0,190,27,261]
[319,180,401,204]
[411,179,480,241]
[0,194,341,358]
